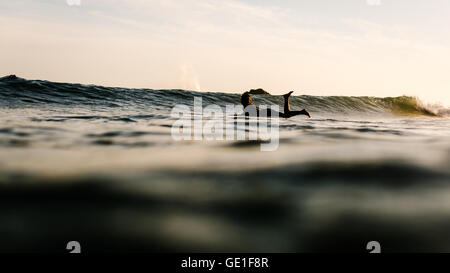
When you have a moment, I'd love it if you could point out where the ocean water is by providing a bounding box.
[0,74,450,252]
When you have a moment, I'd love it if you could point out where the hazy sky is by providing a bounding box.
[1,0,449,105]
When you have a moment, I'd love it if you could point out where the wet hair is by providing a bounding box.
[241,92,252,107]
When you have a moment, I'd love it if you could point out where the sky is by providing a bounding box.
[1,0,449,105]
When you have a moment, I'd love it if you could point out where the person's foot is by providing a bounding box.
[303,109,311,118]
[283,91,294,99]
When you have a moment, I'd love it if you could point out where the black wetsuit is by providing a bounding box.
[242,93,310,118]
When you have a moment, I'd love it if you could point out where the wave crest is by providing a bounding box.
[0,75,448,117]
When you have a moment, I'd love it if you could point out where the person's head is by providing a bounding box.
[241,92,252,107]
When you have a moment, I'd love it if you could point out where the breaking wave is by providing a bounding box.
[0,75,447,117]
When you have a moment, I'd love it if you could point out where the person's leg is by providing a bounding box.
[285,109,311,118]
[283,91,293,114]
[281,91,311,118]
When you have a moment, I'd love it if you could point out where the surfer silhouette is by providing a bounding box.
[241,91,311,118]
